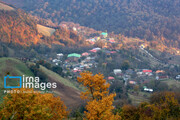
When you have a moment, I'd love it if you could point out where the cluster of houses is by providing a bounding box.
[51,45,174,93]
[49,31,176,94]
[52,49,99,76]
[52,32,116,74]
[51,45,121,80]
[86,32,116,47]
[50,31,119,76]
[106,68,170,93]
[51,47,171,93]
[65,53,96,73]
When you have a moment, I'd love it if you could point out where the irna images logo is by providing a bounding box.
[4,75,22,88]
[4,75,57,90]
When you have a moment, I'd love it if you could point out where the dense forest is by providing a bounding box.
[0,10,39,46]
[0,6,84,47]
[3,0,180,48]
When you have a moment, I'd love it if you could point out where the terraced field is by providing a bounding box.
[0,2,15,11]
[37,24,56,37]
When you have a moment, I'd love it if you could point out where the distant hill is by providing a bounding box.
[0,2,84,47]
[2,0,180,48]
[0,1,179,56]
[0,7,41,46]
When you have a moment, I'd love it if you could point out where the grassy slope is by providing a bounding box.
[0,57,34,102]
[39,65,81,107]
[128,92,150,106]
[37,24,56,37]
[161,79,180,90]
[39,65,79,90]
[128,79,180,106]
[0,58,77,90]
[0,58,80,106]
[0,2,15,11]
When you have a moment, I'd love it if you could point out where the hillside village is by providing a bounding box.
[48,31,180,95]
[0,1,180,119]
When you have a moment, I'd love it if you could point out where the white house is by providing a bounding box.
[73,27,77,31]
[144,88,153,92]
[57,53,64,59]
[113,69,122,75]
[52,59,58,63]
[176,75,180,80]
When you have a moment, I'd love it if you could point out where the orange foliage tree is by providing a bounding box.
[77,72,121,120]
[0,88,68,120]
[120,105,139,120]
[120,91,180,120]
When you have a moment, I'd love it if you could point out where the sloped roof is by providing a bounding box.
[101,32,108,36]
[89,49,97,53]
[108,76,115,80]
[82,52,89,56]
[67,53,81,58]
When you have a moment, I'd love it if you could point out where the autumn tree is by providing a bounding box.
[149,91,180,119]
[77,72,121,120]
[120,91,180,120]
[120,105,139,120]
[0,88,68,120]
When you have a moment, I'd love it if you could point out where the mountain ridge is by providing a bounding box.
[2,0,179,48]
[0,2,85,47]
[0,1,180,56]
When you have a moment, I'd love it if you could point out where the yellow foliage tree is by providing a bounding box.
[0,88,68,120]
[120,105,139,120]
[120,92,180,120]
[77,72,121,120]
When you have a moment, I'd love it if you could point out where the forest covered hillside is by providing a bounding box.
[0,9,40,46]
[2,0,180,48]
[0,2,84,47]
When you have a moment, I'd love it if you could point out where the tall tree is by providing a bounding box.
[77,72,121,120]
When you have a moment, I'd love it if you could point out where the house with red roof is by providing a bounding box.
[108,76,115,80]
[89,49,97,53]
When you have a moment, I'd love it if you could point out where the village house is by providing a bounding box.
[113,69,122,75]
[155,70,165,74]
[129,81,136,85]
[82,52,89,56]
[143,86,153,92]
[158,75,169,80]
[57,53,64,59]
[142,69,153,76]
[67,53,81,62]
[100,32,108,38]
[176,75,180,80]
[52,59,58,63]
[109,38,115,43]
[108,76,115,80]
[89,49,97,53]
